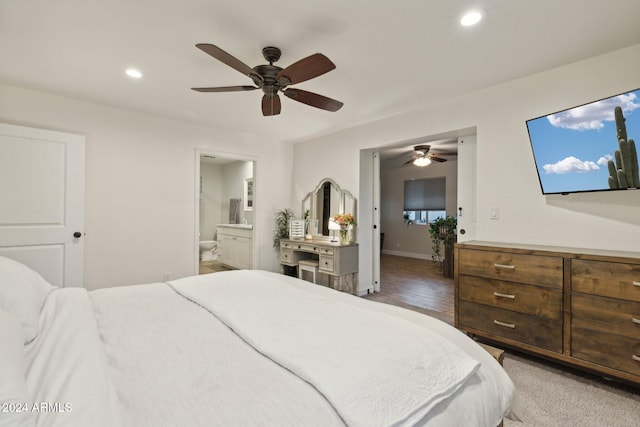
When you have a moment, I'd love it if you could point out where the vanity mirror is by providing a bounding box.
[302,178,357,239]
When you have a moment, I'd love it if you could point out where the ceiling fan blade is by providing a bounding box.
[276,53,335,86]
[283,88,343,112]
[429,156,448,163]
[191,86,258,92]
[262,94,281,116]
[196,44,263,82]
[402,159,414,165]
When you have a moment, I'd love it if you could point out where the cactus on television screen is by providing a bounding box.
[607,106,640,189]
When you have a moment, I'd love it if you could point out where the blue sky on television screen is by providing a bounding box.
[526,89,640,194]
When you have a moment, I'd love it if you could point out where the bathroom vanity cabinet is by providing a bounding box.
[217,225,253,270]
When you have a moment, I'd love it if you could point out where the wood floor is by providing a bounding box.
[363,254,454,325]
[199,260,232,274]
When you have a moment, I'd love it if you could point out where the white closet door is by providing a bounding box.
[0,123,85,287]
[457,134,477,242]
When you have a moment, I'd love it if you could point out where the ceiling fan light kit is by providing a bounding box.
[402,144,454,167]
[192,44,344,116]
[413,157,432,167]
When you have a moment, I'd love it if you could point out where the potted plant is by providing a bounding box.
[273,208,294,249]
[428,215,457,277]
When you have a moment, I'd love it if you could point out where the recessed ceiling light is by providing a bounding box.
[125,68,143,78]
[460,10,484,27]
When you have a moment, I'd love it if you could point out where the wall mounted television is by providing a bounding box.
[526,87,640,195]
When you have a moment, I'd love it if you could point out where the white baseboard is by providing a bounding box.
[381,249,434,261]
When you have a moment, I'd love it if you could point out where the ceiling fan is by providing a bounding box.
[191,44,344,116]
[403,145,455,167]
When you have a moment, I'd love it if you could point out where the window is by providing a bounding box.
[403,177,446,224]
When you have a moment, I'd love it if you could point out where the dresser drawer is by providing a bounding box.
[319,254,334,272]
[459,275,563,320]
[572,259,640,302]
[572,327,640,377]
[572,293,640,339]
[458,248,563,289]
[458,300,562,352]
[291,243,319,253]
[318,247,334,256]
[280,248,294,264]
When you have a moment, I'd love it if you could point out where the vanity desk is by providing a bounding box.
[280,239,358,294]
[284,178,359,294]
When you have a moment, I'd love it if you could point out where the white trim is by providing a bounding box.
[381,249,435,261]
[372,151,381,292]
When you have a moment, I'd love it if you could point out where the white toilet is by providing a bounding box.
[199,240,217,261]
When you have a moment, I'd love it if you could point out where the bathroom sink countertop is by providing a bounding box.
[217,223,253,230]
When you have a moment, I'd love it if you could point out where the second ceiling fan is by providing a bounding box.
[192,44,343,116]
[404,145,455,167]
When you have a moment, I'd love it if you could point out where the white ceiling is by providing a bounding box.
[2,0,640,149]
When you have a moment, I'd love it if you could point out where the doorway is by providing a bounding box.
[194,149,256,275]
[362,130,476,318]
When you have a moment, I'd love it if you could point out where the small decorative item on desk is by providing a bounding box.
[333,213,356,244]
[289,219,305,240]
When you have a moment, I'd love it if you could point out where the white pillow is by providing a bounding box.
[0,308,36,427]
[0,256,54,344]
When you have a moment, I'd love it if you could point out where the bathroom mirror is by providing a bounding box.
[302,178,357,238]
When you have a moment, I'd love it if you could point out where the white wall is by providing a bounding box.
[381,160,457,259]
[293,43,640,293]
[0,84,293,289]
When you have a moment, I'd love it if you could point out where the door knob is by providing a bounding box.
[73,232,82,238]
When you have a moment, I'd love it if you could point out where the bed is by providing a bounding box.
[0,256,517,427]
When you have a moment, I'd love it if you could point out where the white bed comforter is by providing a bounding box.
[23,288,121,427]
[31,269,514,427]
[170,270,481,427]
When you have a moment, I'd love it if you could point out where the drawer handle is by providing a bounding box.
[633,281,640,287]
[633,355,640,363]
[493,319,515,329]
[632,318,640,324]
[494,292,516,300]
[494,263,515,270]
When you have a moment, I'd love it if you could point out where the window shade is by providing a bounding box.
[404,177,446,210]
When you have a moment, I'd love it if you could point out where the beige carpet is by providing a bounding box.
[502,352,640,427]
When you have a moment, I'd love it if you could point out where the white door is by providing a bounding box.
[0,123,85,287]
[372,151,381,292]
[457,134,477,241]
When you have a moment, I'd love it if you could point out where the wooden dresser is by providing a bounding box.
[455,241,640,385]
